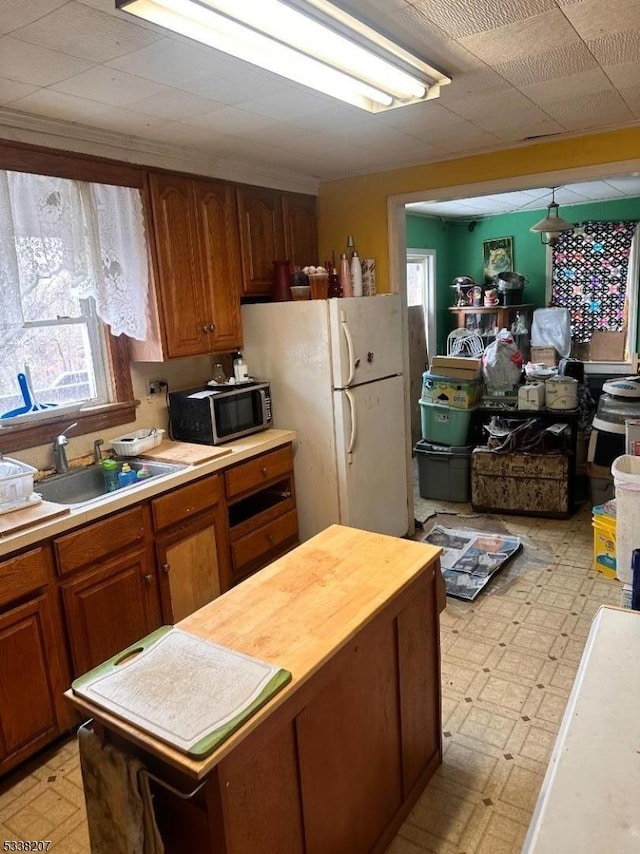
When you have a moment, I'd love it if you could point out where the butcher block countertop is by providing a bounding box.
[66,524,444,780]
[0,428,296,559]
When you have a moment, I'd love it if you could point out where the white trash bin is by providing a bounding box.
[612,454,640,583]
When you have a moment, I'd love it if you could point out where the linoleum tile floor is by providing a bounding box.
[0,461,621,853]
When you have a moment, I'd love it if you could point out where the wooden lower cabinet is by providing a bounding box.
[0,547,71,775]
[61,546,161,677]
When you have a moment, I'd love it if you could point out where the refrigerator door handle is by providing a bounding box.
[340,310,356,387]
[345,389,356,463]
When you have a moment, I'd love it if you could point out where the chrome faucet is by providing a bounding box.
[93,438,104,463]
[52,421,78,474]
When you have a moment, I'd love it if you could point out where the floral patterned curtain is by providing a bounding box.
[550,220,638,343]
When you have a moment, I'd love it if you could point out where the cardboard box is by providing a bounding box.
[421,371,484,409]
[530,346,558,367]
[589,330,625,361]
[430,355,482,380]
[625,418,640,455]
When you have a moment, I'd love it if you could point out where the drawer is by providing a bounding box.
[54,506,146,577]
[231,509,298,580]
[152,474,222,532]
[0,547,51,608]
[225,445,294,501]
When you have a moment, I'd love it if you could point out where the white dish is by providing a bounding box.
[0,492,42,516]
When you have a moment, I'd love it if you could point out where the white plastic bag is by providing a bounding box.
[482,329,524,390]
[531,308,571,357]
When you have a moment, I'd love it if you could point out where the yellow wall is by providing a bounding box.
[317,127,640,292]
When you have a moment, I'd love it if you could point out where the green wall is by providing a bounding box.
[408,196,640,354]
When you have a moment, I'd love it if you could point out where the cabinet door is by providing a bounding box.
[237,185,285,295]
[0,595,63,773]
[282,192,318,269]
[148,172,208,358]
[156,505,230,623]
[61,547,161,677]
[193,179,243,352]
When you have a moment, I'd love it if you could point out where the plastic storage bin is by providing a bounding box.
[592,504,616,577]
[421,371,483,409]
[414,440,472,502]
[419,400,476,446]
[111,428,164,457]
[612,454,640,583]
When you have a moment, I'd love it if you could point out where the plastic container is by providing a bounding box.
[351,251,363,297]
[117,463,136,487]
[0,457,36,510]
[290,285,310,300]
[136,465,152,481]
[592,505,616,577]
[101,458,119,492]
[414,440,472,502]
[612,454,640,583]
[233,353,249,382]
[419,400,476,446]
[111,428,164,456]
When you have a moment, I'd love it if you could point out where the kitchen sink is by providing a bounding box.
[35,459,187,506]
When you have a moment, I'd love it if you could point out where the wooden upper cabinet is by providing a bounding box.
[282,192,318,270]
[236,185,285,296]
[146,172,242,358]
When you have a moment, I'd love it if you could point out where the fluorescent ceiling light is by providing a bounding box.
[116,0,451,112]
[530,187,574,246]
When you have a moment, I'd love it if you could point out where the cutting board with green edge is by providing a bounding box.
[71,626,291,758]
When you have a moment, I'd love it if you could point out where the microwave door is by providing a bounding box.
[211,387,267,443]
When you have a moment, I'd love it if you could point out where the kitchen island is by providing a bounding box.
[67,524,445,854]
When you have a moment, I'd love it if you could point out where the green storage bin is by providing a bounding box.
[414,440,473,502]
[419,399,476,446]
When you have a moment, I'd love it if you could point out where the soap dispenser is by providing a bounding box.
[117,463,136,487]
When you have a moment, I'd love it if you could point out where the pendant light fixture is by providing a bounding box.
[115,0,451,112]
[530,187,574,247]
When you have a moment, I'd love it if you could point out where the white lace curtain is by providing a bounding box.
[0,171,148,340]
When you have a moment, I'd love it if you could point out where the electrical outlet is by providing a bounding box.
[146,379,163,396]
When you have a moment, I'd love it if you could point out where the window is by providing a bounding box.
[0,169,148,444]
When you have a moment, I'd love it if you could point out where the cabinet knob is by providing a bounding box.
[261,467,268,476]
[162,563,170,573]
[267,533,274,544]
[202,324,214,334]
[143,573,153,583]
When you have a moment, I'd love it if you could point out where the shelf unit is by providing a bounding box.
[449,304,535,361]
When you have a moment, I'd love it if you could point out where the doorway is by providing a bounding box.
[406,249,436,447]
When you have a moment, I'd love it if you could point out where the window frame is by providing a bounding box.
[406,248,437,363]
[0,139,143,453]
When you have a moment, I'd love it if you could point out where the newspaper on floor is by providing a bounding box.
[424,525,522,601]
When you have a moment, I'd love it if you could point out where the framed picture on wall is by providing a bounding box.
[483,236,514,283]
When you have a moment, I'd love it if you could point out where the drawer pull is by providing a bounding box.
[267,533,274,544]
[162,563,170,573]
[261,467,268,476]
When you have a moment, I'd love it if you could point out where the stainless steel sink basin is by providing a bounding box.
[36,459,186,506]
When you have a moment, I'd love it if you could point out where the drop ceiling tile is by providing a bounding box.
[0,0,67,36]
[376,102,468,138]
[587,31,640,64]
[560,0,640,40]
[11,1,160,63]
[8,89,106,123]
[86,105,169,135]
[543,90,634,128]
[125,89,222,121]
[604,60,640,90]
[620,86,640,117]
[181,65,288,106]
[239,90,327,122]
[0,36,93,87]
[521,68,614,105]
[443,88,535,121]
[107,38,226,86]
[441,67,512,101]
[493,42,598,87]
[488,115,565,142]
[458,10,579,64]
[0,77,38,105]
[409,0,557,39]
[187,106,275,135]
[142,121,230,150]
[52,66,168,106]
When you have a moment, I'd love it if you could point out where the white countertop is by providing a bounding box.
[523,605,640,854]
[0,429,296,559]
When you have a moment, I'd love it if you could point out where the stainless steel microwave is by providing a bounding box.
[168,382,272,445]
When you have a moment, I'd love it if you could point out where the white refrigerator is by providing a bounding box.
[241,294,410,541]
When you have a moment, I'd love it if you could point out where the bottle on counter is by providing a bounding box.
[327,267,342,298]
[211,363,227,384]
[339,253,352,297]
[351,251,363,297]
[101,457,118,492]
[233,352,249,383]
[136,464,152,481]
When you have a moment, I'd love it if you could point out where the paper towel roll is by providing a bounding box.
[362,257,376,296]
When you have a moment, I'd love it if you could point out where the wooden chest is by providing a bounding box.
[471,448,570,518]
